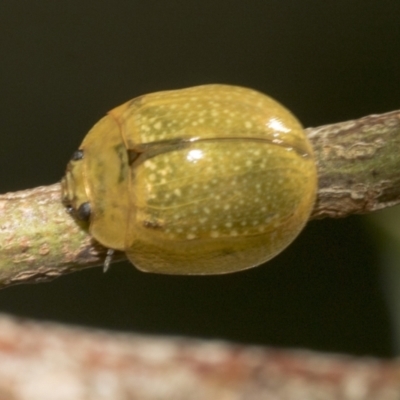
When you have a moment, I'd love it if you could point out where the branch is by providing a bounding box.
[308,110,400,218]
[0,313,398,400]
[1,110,399,286]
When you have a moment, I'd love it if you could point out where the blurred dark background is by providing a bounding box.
[0,1,399,358]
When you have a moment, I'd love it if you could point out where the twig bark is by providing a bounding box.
[0,110,399,287]
[308,110,400,218]
[0,313,397,400]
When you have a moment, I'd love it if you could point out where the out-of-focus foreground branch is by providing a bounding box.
[0,313,397,400]
[1,109,399,287]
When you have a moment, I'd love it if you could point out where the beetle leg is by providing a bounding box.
[103,249,115,272]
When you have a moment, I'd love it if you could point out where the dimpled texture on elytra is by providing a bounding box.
[113,85,317,274]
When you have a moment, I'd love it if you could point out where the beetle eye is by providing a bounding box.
[76,202,91,221]
[71,149,84,161]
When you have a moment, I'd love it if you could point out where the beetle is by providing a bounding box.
[61,84,317,274]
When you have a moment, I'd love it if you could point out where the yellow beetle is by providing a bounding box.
[61,84,317,274]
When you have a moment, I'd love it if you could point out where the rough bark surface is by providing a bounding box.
[309,110,400,218]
